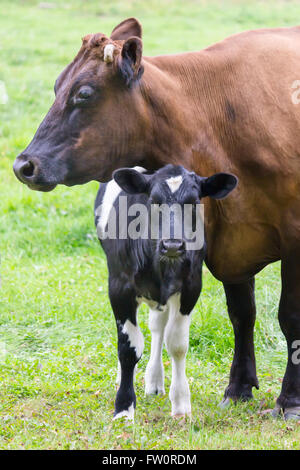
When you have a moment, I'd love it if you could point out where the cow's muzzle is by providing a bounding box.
[13,154,57,192]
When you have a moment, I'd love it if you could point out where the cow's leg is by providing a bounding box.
[164,294,191,416]
[275,248,300,420]
[220,278,259,406]
[109,279,144,420]
[145,307,169,395]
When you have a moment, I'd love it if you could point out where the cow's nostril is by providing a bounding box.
[21,161,35,178]
[13,157,37,183]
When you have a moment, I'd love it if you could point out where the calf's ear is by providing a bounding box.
[110,17,142,41]
[118,37,143,86]
[113,168,149,194]
[200,173,238,199]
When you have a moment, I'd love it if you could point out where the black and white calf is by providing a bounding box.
[94,164,237,419]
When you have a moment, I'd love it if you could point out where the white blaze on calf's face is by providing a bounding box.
[166,175,183,193]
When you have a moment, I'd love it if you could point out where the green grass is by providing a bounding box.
[1,0,300,450]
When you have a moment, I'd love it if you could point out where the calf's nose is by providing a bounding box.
[160,239,185,257]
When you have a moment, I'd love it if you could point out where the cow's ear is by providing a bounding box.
[110,17,142,41]
[113,168,149,194]
[118,37,143,86]
[200,173,238,199]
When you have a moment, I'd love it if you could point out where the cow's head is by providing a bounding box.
[13,18,149,191]
[113,164,238,269]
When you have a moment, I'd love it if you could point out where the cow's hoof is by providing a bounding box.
[218,393,253,409]
[223,382,256,403]
[218,397,231,409]
[271,404,282,418]
[284,406,300,421]
[271,404,300,420]
[113,404,135,421]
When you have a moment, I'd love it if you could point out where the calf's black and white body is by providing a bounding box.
[94,164,237,419]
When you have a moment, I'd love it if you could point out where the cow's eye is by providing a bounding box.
[77,86,94,100]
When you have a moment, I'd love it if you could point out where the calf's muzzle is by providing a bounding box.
[160,239,186,258]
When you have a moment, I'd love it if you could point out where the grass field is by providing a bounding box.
[1,0,300,450]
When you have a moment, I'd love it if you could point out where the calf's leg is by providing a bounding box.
[221,278,259,406]
[164,294,191,416]
[145,307,169,395]
[109,279,144,420]
[275,248,300,420]
[116,360,137,386]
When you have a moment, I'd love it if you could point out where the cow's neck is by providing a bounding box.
[139,53,270,283]
[140,52,232,177]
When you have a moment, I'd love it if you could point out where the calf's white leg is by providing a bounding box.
[145,307,169,395]
[164,294,191,416]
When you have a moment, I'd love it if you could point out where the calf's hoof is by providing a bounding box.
[145,366,165,396]
[145,384,165,395]
[170,385,191,417]
[171,400,191,417]
[172,412,191,421]
[113,404,135,421]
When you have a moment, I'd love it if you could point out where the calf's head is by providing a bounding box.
[13,18,148,191]
[113,165,238,268]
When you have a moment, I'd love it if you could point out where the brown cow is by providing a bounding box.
[13,18,300,419]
